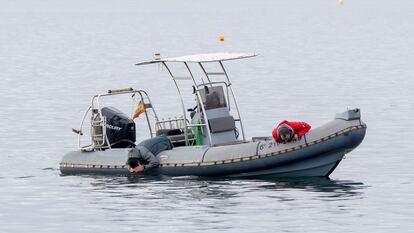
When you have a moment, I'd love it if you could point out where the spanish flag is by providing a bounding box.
[132,101,145,120]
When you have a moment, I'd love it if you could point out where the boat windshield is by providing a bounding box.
[198,85,227,110]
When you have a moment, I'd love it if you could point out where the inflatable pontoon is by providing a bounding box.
[60,53,366,177]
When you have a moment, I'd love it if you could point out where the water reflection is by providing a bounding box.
[49,174,370,232]
[84,175,367,201]
[256,177,367,199]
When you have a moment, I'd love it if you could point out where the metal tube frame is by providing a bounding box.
[197,61,246,142]
[219,61,246,141]
[77,89,159,149]
[158,61,246,146]
[198,62,212,85]
[162,62,190,146]
[77,105,92,149]
[184,62,213,146]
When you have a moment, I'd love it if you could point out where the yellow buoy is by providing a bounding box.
[339,0,344,6]
[218,35,225,41]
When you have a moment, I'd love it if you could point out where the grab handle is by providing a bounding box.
[108,87,133,94]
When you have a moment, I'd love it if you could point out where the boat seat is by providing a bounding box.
[168,134,195,147]
[156,128,195,147]
[208,116,235,133]
[156,128,182,136]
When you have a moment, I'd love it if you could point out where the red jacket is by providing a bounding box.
[272,120,311,143]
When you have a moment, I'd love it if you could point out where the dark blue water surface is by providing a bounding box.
[1,0,413,232]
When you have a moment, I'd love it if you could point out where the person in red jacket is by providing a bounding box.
[272,120,311,143]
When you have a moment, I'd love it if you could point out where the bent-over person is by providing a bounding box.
[272,120,311,143]
[127,135,173,173]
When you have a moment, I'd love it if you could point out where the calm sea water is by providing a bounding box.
[1,0,413,232]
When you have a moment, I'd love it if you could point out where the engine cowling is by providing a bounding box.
[91,107,136,149]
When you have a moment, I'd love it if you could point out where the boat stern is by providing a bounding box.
[60,149,131,175]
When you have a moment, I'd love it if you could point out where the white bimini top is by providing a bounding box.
[135,52,257,65]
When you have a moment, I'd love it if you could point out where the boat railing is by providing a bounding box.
[75,88,159,150]
[155,117,187,131]
[155,117,207,132]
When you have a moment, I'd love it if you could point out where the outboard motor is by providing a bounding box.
[91,107,136,149]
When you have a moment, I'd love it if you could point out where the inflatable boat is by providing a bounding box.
[60,53,366,178]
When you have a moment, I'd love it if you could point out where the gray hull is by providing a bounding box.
[60,109,366,178]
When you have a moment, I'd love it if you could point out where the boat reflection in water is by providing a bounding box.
[87,175,367,201]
